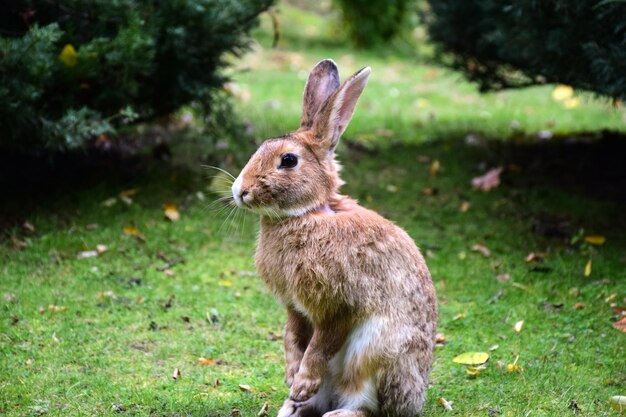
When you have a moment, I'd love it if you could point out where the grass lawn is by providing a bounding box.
[2,2,625,416]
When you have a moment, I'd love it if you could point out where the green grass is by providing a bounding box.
[2,2,626,416]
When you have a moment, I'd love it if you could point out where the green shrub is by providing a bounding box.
[334,0,414,47]
[421,0,626,99]
[0,0,274,150]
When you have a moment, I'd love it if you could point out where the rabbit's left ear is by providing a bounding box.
[312,66,370,152]
[301,59,341,129]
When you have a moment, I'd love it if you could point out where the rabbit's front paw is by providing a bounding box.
[285,362,300,388]
[289,374,321,402]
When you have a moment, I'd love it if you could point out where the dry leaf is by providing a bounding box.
[471,244,491,257]
[525,252,546,263]
[496,273,511,282]
[584,235,606,245]
[238,384,252,392]
[218,280,233,287]
[453,352,489,366]
[429,160,440,177]
[452,312,466,321]
[164,203,180,222]
[609,395,626,412]
[466,364,487,377]
[386,184,398,193]
[489,344,499,351]
[436,333,447,344]
[102,197,117,207]
[48,304,67,312]
[123,226,140,236]
[612,317,626,333]
[584,259,592,277]
[552,85,574,101]
[438,397,453,411]
[164,269,175,277]
[23,221,35,232]
[472,167,503,192]
[119,188,139,198]
[572,302,587,310]
[257,402,269,417]
[172,368,181,380]
[11,237,28,250]
[514,320,524,333]
[198,357,216,366]
[96,244,107,254]
[507,355,523,373]
[459,201,471,212]
[77,250,98,259]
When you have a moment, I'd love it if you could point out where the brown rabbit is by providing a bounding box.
[231,59,438,417]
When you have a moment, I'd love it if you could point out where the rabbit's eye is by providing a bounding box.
[279,153,298,169]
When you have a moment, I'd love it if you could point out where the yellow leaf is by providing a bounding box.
[123,226,140,236]
[564,97,581,109]
[218,280,233,287]
[584,259,592,277]
[552,85,573,101]
[452,352,489,366]
[238,384,252,392]
[429,160,440,177]
[466,364,487,377]
[609,395,626,412]
[507,363,523,373]
[119,188,139,198]
[584,235,606,245]
[198,357,216,366]
[59,44,77,67]
[438,397,453,411]
[164,203,180,222]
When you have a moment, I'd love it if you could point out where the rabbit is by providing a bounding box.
[231,59,438,417]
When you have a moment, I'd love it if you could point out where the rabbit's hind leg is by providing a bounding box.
[377,357,428,417]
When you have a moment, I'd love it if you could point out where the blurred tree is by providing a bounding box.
[0,0,274,150]
[421,0,626,100]
[335,0,414,47]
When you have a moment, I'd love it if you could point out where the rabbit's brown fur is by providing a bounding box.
[232,60,437,417]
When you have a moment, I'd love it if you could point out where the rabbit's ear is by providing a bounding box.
[312,66,370,152]
[300,59,341,129]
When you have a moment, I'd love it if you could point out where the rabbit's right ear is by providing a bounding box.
[300,59,340,129]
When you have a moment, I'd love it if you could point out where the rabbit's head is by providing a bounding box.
[232,59,370,217]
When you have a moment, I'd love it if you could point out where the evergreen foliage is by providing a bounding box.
[0,0,274,150]
[421,0,626,99]
[335,0,413,47]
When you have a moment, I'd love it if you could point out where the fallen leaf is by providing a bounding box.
[466,364,487,377]
[514,320,524,333]
[438,397,453,411]
[605,294,617,303]
[96,244,107,254]
[613,317,626,333]
[584,259,592,277]
[164,203,180,221]
[48,304,67,312]
[459,201,471,212]
[102,197,117,207]
[163,269,175,277]
[489,344,499,351]
[23,221,35,232]
[525,252,546,263]
[452,312,466,321]
[218,280,233,287]
[552,85,574,101]
[123,226,145,241]
[119,188,139,198]
[11,237,28,250]
[238,384,252,392]
[198,357,217,366]
[453,352,489,366]
[386,184,398,193]
[609,396,626,412]
[564,97,581,109]
[572,302,587,310]
[436,333,447,344]
[472,167,503,192]
[421,187,437,196]
[471,244,491,257]
[77,250,98,259]
[257,402,269,417]
[86,223,99,231]
[496,273,511,282]
[429,160,440,177]
[507,355,523,373]
[584,235,606,245]
[172,368,181,380]
[4,293,18,303]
